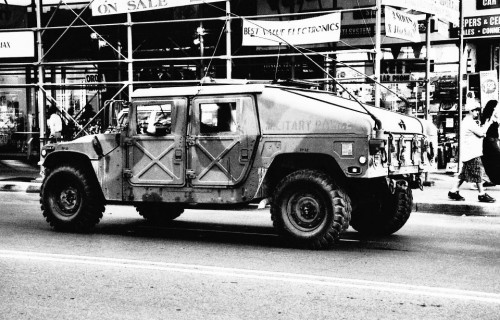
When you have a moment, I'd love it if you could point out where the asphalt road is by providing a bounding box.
[0,192,499,320]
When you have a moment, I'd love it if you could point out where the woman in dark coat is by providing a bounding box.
[481,100,500,185]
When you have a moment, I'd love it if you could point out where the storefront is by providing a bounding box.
[0,0,461,162]
[0,3,37,158]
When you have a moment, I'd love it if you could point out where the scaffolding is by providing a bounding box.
[0,0,460,160]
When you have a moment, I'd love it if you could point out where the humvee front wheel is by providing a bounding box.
[270,170,351,249]
[350,178,413,235]
[40,165,104,232]
[136,204,184,223]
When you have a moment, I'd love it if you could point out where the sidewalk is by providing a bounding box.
[413,172,500,216]
[0,158,41,193]
[0,158,499,216]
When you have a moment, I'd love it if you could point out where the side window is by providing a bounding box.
[134,103,172,136]
[200,102,238,134]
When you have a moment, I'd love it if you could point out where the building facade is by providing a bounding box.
[0,0,462,165]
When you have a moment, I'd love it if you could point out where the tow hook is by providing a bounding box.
[408,174,423,190]
[396,180,408,192]
[417,176,423,190]
[387,178,408,194]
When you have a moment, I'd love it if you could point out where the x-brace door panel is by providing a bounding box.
[129,136,185,186]
[189,135,247,186]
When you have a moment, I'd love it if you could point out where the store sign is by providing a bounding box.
[463,15,500,37]
[479,70,499,108]
[341,24,375,38]
[477,0,500,10]
[86,74,107,93]
[91,0,223,16]
[382,0,459,24]
[380,73,413,82]
[0,31,34,58]
[384,7,420,42]
[242,13,341,46]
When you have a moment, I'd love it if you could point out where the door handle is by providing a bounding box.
[240,148,249,162]
[174,148,183,161]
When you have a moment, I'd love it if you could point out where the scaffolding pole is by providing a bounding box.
[36,0,46,154]
[226,0,232,79]
[127,12,133,98]
[374,0,382,109]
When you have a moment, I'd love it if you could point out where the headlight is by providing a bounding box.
[41,145,55,157]
[359,156,367,165]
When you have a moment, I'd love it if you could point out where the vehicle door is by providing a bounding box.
[126,99,187,187]
[188,96,259,187]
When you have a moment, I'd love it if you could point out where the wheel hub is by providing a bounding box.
[58,187,79,213]
[290,196,323,229]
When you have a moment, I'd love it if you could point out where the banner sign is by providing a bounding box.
[384,7,420,42]
[0,31,35,59]
[242,13,341,46]
[479,70,499,108]
[382,0,459,24]
[92,0,224,16]
[477,0,500,10]
[463,15,500,37]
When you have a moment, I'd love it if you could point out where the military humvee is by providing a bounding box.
[39,82,437,249]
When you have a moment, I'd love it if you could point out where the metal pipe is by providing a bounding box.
[226,0,232,79]
[127,12,134,98]
[374,0,382,109]
[457,0,464,172]
[36,0,46,152]
[425,14,432,120]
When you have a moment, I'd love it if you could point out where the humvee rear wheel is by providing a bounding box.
[350,179,413,235]
[270,170,351,249]
[136,204,184,222]
[40,165,104,232]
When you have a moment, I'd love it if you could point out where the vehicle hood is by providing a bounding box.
[259,87,426,135]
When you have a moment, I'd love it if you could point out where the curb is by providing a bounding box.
[0,181,41,194]
[413,202,500,216]
[1,180,499,217]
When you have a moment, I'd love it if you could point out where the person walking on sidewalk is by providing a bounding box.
[47,104,63,143]
[481,100,500,185]
[448,101,496,203]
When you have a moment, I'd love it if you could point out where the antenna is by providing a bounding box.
[250,32,383,130]
[274,43,282,82]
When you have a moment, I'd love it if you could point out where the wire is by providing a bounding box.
[274,43,282,81]
[202,18,227,81]
[356,0,375,47]
[200,1,383,130]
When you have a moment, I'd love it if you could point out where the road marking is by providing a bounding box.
[1,249,499,304]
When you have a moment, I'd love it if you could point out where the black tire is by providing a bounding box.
[270,169,351,249]
[136,204,184,223]
[350,179,413,235]
[40,165,104,232]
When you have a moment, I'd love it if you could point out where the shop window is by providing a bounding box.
[200,102,238,134]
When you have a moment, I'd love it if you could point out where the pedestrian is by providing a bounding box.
[79,103,96,125]
[448,100,495,203]
[481,100,500,185]
[47,104,63,142]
